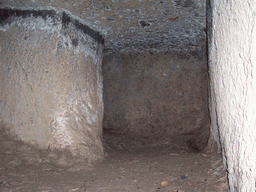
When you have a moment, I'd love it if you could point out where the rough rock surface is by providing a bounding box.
[103,51,210,152]
[0,127,229,191]
[208,1,256,191]
[0,9,104,163]
[1,0,206,53]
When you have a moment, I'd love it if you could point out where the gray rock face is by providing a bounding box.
[0,0,209,166]
[103,50,209,151]
[0,9,104,162]
[1,0,206,53]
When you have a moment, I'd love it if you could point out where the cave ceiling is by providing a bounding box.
[1,0,206,53]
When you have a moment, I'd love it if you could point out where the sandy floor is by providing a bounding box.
[0,129,228,192]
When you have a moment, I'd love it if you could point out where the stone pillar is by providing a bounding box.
[209,1,256,191]
[0,9,104,163]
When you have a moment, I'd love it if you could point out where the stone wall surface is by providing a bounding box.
[0,0,209,165]
[103,51,210,151]
[209,1,256,191]
[0,9,104,162]
[0,0,206,53]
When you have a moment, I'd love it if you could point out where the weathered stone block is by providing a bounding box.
[0,9,104,163]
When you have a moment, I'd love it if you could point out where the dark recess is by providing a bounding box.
[139,20,151,28]
[0,8,58,25]
[72,38,79,47]
[62,12,104,45]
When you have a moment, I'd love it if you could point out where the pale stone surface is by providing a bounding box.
[209,1,256,191]
[0,9,104,162]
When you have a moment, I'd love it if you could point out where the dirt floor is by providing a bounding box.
[0,129,228,192]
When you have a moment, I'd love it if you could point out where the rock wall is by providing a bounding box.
[209,1,256,191]
[103,50,210,151]
[0,9,104,162]
[0,0,206,54]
